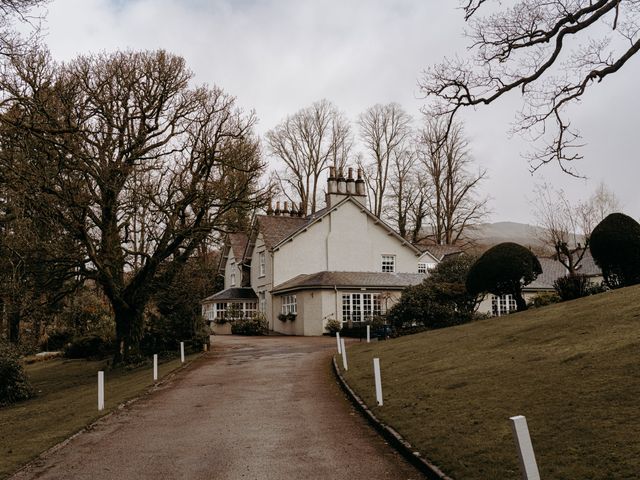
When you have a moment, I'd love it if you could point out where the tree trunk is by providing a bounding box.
[113,304,144,364]
[514,287,527,312]
[8,301,20,343]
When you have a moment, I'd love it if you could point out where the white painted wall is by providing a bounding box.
[272,200,421,286]
[223,247,243,289]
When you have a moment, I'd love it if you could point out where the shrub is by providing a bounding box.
[64,334,115,359]
[231,314,268,336]
[40,329,73,351]
[325,319,342,335]
[590,212,640,289]
[528,292,561,308]
[553,274,591,301]
[466,243,542,311]
[277,313,296,322]
[0,341,34,406]
[140,308,210,356]
[388,254,480,330]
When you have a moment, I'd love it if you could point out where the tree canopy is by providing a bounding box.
[590,212,640,289]
[466,242,542,311]
[421,0,640,174]
[0,49,267,361]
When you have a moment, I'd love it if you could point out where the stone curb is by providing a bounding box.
[332,356,455,480]
[9,352,207,479]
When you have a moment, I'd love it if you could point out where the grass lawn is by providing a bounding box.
[340,285,640,480]
[0,353,200,479]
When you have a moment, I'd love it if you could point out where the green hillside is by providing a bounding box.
[341,285,640,480]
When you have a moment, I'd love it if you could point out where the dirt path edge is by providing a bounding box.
[332,356,455,480]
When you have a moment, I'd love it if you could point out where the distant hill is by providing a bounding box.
[467,221,548,250]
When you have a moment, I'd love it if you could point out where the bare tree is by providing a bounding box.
[0,49,268,361]
[417,118,488,245]
[533,182,620,273]
[420,0,640,174]
[357,103,413,218]
[266,99,352,215]
[387,144,418,239]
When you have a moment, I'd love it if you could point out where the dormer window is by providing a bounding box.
[381,255,395,273]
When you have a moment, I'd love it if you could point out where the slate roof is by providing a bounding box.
[201,287,257,303]
[421,244,463,261]
[228,233,249,261]
[254,215,309,249]
[272,271,428,294]
[525,258,568,290]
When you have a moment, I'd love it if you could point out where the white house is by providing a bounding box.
[201,166,439,335]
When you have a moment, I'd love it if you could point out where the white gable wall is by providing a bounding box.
[223,247,243,289]
[272,200,420,286]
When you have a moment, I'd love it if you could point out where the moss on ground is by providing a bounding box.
[341,285,640,480]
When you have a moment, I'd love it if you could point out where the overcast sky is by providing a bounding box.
[37,0,639,224]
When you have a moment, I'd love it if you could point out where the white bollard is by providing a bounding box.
[509,415,541,480]
[336,332,342,354]
[341,337,348,371]
[180,342,185,363]
[153,354,158,382]
[366,325,370,343]
[97,371,104,411]
[373,358,383,406]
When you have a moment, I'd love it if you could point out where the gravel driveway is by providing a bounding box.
[12,335,423,480]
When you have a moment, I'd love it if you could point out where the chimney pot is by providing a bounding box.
[283,201,289,215]
[275,201,281,216]
[337,167,347,194]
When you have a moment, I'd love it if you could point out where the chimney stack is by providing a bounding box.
[275,201,281,216]
[282,201,290,216]
[346,167,356,194]
[355,168,366,196]
[266,201,274,215]
[327,166,337,194]
[337,167,347,194]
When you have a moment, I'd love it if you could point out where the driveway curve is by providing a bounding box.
[13,336,423,480]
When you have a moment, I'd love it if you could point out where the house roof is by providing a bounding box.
[419,244,463,262]
[272,196,423,255]
[272,271,428,294]
[525,258,568,291]
[254,215,309,250]
[228,233,249,261]
[201,287,257,303]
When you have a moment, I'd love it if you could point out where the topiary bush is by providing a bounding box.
[64,334,115,359]
[231,314,268,336]
[590,212,640,289]
[0,340,34,407]
[466,243,542,311]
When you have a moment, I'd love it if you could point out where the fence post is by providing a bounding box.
[97,371,104,411]
[153,354,158,382]
[366,325,371,343]
[336,332,342,354]
[373,358,383,406]
[180,342,185,363]
[341,337,348,371]
[509,415,541,480]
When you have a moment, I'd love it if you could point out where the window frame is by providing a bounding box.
[381,254,396,273]
[258,251,266,278]
[281,295,297,315]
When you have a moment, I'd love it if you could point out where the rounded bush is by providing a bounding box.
[0,341,34,407]
[466,242,542,311]
[590,212,640,288]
